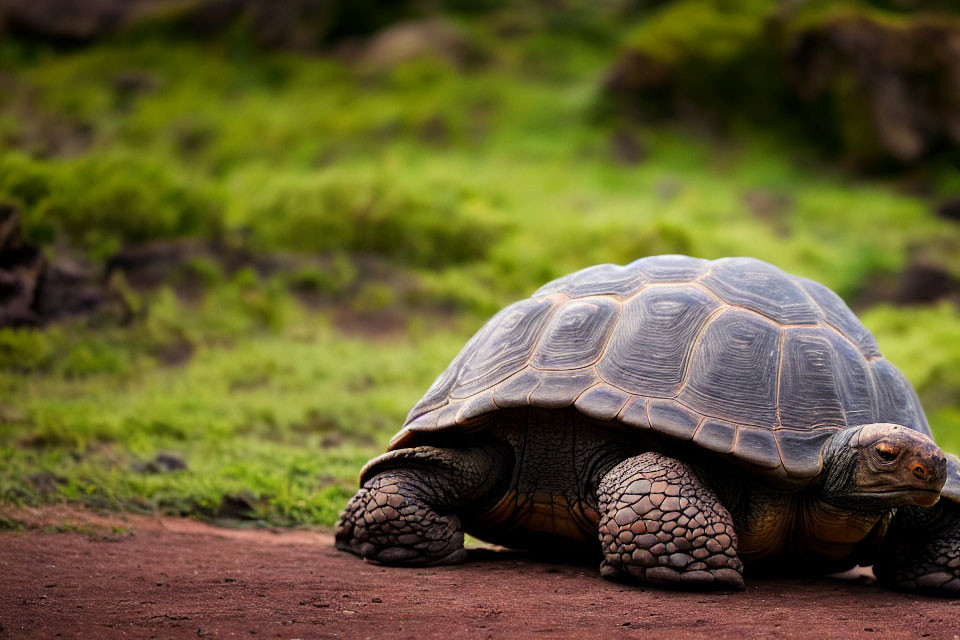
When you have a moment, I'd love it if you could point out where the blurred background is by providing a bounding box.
[2,0,960,527]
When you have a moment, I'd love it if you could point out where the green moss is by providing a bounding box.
[625,0,777,65]
[0,328,55,372]
[287,255,357,297]
[0,151,224,258]
[236,167,506,269]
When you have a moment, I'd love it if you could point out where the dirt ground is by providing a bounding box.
[0,507,958,639]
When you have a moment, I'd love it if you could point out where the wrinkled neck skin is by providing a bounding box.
[816,427,875,512]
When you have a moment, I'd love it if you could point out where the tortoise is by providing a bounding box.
[336,255,960,592]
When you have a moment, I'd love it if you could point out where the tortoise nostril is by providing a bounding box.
[912,464,927,480]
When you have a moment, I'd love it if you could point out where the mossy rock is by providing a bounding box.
[603,1,960,168]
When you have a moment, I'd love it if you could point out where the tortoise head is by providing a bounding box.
[819,423,947,511]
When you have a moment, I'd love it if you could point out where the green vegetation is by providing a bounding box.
[2,5,960,527]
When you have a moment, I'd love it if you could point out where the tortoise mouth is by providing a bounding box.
[859,488,941,507]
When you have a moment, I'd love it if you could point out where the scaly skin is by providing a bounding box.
[335,445,505,566]
[335,469,467,565]
[597,452,744,590]
[874,501,960,593]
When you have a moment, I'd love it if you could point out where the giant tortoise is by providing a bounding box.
[336,255,960,592]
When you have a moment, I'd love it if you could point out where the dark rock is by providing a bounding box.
[152,338,195,366]
[216,492,260,520]
[0,203,108,326]
[107,240,207,289]
[604,9,960,168]
[742,188,793,237]
[0,0,128,41]
[134,452,189,473]
[610,128,646,166]
[34,256,107,321]
[0,204,47,327]
[604,49,675,98]
[347,18,479,71]
[934,197,960,222]
[892,262,960,305]
[786,14,960,166]
[420,115,450,146]
[27,472,66,495]
[0,0,420,49]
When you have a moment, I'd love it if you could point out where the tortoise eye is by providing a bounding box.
[875,443,900,462]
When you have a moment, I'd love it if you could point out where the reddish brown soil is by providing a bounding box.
[1,507,958,639]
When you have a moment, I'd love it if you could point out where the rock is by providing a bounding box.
[349,18,478,71]
[27,472,66,495]
[0,204,46,327]
[0,0,129,40]
[106,240,208,290]
[787,13,960,166]
[152,452,188,472]
[610,128,646,166]
[0,204,109,327]
[741,188,793,237]
[132,452,189,473]
[216,491,261,520]
[892,262,960,305]
[603,8,960,168]
[0,0,417,49]
[935,196,960,222]
[34,255,107,322]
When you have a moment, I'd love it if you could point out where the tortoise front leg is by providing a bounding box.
[335,444,505,566]
[873,501,960,593]
[597,452,745,590]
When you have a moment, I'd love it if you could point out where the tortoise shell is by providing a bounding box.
[390,255,930,481]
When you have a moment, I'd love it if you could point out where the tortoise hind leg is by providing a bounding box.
[597,452,745,590]
[873,501,960,593]
[335,444,506,566]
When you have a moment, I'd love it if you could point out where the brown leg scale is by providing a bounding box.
[597,452,745,590]
[335,471,467,566]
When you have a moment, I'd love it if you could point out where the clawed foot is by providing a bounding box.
[874,503,960,595]
[597,452,745,591]
[335,474,467,566]
[600,559,744,590]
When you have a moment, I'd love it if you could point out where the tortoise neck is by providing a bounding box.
[815,426,862,505]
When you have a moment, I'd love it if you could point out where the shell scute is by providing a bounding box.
[798,277,881,358]
[574,384,631,421]
[701,257,821,325]
[627,254,710,282]
[618,397,651,429]
[450,296,557,399]
[648,399,700,440]
[597,285,720,397]
[527,368,599,408]
[824,331,877,428]
[870,359,929,436]
[455,392,498,425]
[491,368,543,408]
[775,429,834,478]
[735,427,782,469]
[778,328,846,429]
[692,419,738,454]
[532,297,620,370]
[678,309,780,429]
[534,263,646,298]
